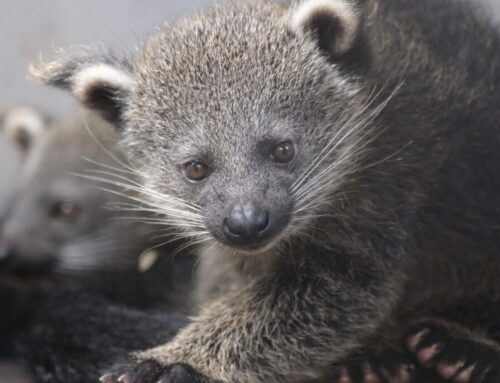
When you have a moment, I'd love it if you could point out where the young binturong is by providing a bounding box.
[0,107,196,382]
[32,0,500,382]
[0,107,194,313]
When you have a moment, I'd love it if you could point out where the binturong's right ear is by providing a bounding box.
[30,47,134,126]
[0,106,51,154]
[289,0,366,59]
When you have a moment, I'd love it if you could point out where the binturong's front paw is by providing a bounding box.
[406,320,500,383]
[328,352,415,383]
[99,360,216,383]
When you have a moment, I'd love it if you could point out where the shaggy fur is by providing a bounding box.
[15,287,188,383]
[33,0,500,382]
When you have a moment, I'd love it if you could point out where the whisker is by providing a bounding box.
[81,156,141,177]
[290,85,385,193]
[78,173,203,215]
[82,118,141,176]
[77,178,204,223]
[290,82,404,221]
[359,140,414,171]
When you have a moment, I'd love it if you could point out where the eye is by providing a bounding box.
[272,141,295,164]
[50,201,81,221]
[182,160,210,181]
[15,128,31,151]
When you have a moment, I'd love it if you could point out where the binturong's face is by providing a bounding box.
[0,110,137,275]
[34,0,370,256]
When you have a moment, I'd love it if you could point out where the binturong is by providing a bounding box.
[32,0,500,382]
[0,107,194,313]
[0,106,196,381]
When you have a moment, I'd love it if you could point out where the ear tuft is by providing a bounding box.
[289,0,361,55]
[71,64,135,122]
[29,47,134,125]
[1,107,50,153]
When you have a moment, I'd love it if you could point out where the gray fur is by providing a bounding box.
[32,0,500,382]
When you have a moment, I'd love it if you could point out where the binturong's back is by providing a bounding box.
[360,0,500,306]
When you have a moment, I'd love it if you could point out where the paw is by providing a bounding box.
[333,356,415,383]
[406,321,500,383]
[99,361,208,383]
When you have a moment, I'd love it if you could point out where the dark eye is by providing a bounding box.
[272,141,295,163]
[50,201,81,221]
[183,160,210,181]
[15,128,31,151]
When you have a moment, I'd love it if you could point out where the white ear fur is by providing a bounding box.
[289,0,360,54]
[3,107,47,151]
[29,47,134,124]
[72,63,135,104]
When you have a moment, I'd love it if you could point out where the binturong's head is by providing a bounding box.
[32,0,375,256]
[0,109,140,276]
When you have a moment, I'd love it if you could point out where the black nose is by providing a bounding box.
[0,245,14,269]
[0,244,55,276]
[223,202,270,246]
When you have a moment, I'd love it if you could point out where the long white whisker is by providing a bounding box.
[291,82,404,218]
[82,118,141,176]
[81,156,142,177]
[290,86,385,193]
[79,173,202,214]
[77,175,204,222]
[112,216,206,229]
[360,140,414,171]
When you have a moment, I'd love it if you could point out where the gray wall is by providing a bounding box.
[0,0,499,202]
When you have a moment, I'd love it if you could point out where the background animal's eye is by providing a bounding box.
[15,128,31,151]
[272,141,295,163]
[183,160,210,181]
[50,200,81,221]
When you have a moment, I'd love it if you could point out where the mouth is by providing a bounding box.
[224,237,276,253]
[0,255,57,278]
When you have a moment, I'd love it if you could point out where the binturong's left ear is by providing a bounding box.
[289,0,365,57]
[30,47,134,127]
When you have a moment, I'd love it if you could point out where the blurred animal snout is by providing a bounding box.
[0,244,14,268]
[0,242,55,275]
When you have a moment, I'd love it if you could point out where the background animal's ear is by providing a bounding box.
[0,107,51,154]
[289,0,363,57]
[30,48,134,126]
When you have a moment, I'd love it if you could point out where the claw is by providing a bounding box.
[381,363,414,383]
[339,368,351,383]
[99,374,116,383]
[454,365,476,383]
[405,328,429,352]
[118,375,132,383]
[417,343,443,366]
[362,364,380,383]
[437,360,465,380]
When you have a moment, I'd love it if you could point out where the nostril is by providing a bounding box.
[255,211,270,233]
[223,218,241,237]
